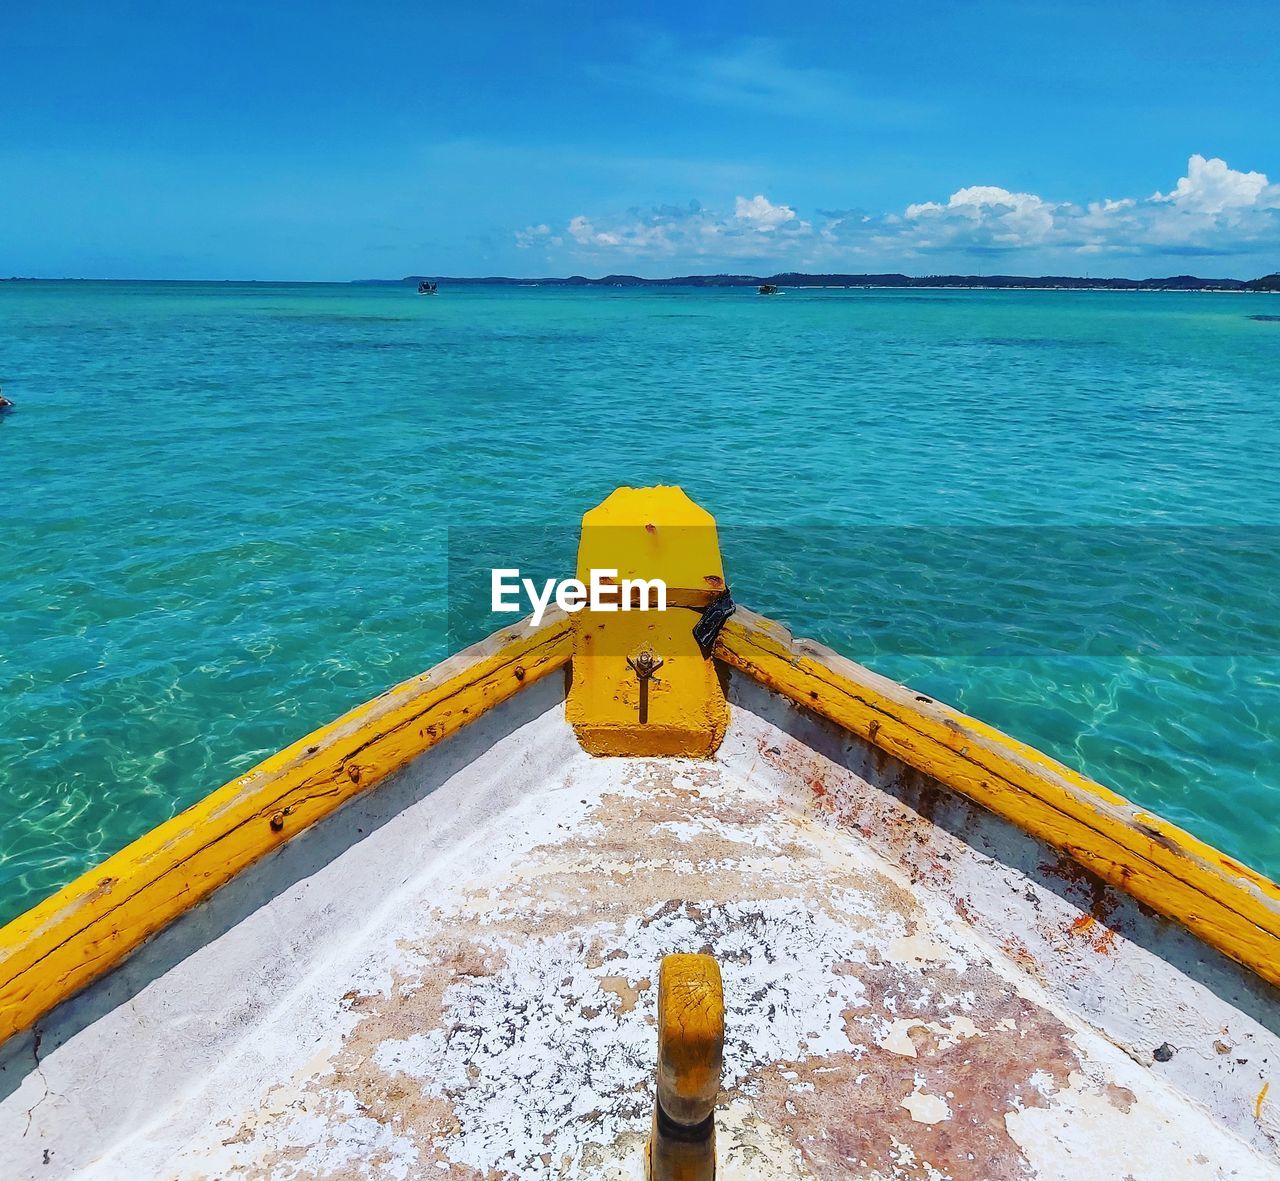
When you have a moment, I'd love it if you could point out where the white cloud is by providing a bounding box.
[562,208,712,257]
[734,194,798,231]
[543,198,813,264]
[905,185,1056,248]
[900,157,1280,259]
[514,223,554,249]
[1152,153,1273,214]
[568,215,618,247]
[517,156,1280,269]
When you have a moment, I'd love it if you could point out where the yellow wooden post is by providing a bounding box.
[648,953,724,1180]
[566,486,729,756]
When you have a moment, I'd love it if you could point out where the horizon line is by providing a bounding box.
[2,269,1278,287]
[2,269,1280,286]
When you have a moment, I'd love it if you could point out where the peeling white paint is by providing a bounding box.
[900,1088,953,1125]
[367,895,884,1175]
[1007,1065,1276,1181]
[2,679,1278,1180]
[722,676,1280,1166]
[876,1019,921,1058]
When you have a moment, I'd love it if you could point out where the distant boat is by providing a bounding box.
[417,280,438,295]
[758,283,780,295]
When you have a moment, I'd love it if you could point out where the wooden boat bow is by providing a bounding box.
[0,485,1277,1178]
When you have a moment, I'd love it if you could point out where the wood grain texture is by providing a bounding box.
[656,952,724,1127]
[715,608,1280,988]
[0,611,572,1044]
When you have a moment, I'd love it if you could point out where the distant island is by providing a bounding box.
[359,271,1280,292]
[4,271,1276,290]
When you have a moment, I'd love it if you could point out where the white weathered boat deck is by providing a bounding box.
[3,676,1278,1179]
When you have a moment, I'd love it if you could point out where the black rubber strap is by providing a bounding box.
[693,590,736,657]
[655,1100,715,1143]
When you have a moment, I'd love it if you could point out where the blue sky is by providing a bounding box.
[4,1,1278,279]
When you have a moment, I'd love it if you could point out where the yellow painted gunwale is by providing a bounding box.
[0,610,572,1045]
[715,607,1280,989]
[3,582,1278,1048]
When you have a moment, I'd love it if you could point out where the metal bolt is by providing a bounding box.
[628,651,664,681]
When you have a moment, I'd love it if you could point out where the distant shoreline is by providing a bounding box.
[3,271,1278,292]
[362,270,1280,293]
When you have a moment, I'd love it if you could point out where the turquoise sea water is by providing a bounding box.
[2,281,1279,923]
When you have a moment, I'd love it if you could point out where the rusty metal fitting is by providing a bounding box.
[628,650,665,682]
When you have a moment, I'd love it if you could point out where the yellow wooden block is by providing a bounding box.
[655,952,725,1127]
[567,487,729,757]
[575,485,727,606]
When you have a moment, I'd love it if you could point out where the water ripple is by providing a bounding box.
[1,282,1278,922]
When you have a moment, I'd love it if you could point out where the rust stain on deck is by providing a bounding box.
[187,758,1145,1180]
